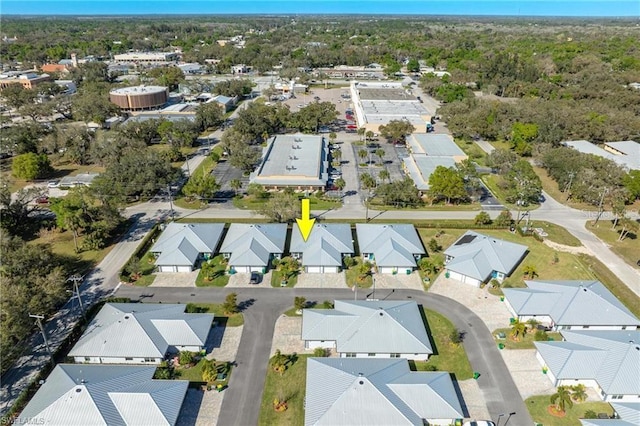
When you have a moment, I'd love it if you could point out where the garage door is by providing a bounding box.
[307,266,322,273]
[379,267,396,274]
[177,266,192,273]
[234,266,251,273]
[159,265,177,273]
[249,266,265,273]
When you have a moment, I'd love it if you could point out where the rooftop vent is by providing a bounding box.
[359,380,364,385]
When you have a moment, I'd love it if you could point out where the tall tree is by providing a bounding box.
[428,166,467,204]
[11,152,52,180]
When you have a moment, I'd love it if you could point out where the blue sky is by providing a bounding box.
[1,1,639,17]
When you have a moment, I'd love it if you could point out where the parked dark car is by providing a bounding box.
[249,272,261,284]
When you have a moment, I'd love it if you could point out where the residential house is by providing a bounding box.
[581,401,640,425]
[503,280,640,331]
[20,364,188,426]
[535,330,640,402]
[150,223,224,273]
[290,224,354,273]
[305,358,463,426]
[219,224,287,273]
[355,224,425,274]
[444,231,528,287]
[302,300,432,360]
[69,303,213,364]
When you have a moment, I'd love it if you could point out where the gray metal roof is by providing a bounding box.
[302,300,432,355]
[151,223,224,267]
[581,421,637,426]
[563,140,639,171]
[503,280,640,327]
[290,224,354,267]
[535,330,640,396]
[20,364,188,426]
[355,224,425,268]
[408,133,466,157]
[444,231,528,281]
[250,134,328,187]
[305,358,463,426]
[220,224,286,267]
[611,402,640,424]
[403,156,457,190]
[69,303,213,359]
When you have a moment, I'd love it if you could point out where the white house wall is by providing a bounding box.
[338,352,429,361]
[604,394,640,402]
[427,419,459,426]
[447,270,482,287]
[74,356,163,364]
[305,340,336,350]
[517,315,553,326]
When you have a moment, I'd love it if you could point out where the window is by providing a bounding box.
[84,357,91,362]
[144,358,155,362]
[345,353,356,358]
[368,353,376,357]
[582,325,590,329]
[390,353,400,358]
[125,357,133,361]
[611,395,623,400]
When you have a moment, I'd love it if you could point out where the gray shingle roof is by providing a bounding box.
[20,364,188,425]
[503,280,640,327]
[305,358,463,426]
[302,300,432,355]
[69,303,213,359]
[355,224,425,268]
[220,224,286,267]
[290,224,354,267]
[535,330,640,396]
[444,230,528,281]
[151,223,224,267]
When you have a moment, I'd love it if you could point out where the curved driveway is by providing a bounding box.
[114,286,533,426]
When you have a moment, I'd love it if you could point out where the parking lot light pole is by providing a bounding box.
[496,413,505,426]
[504,411,516,426]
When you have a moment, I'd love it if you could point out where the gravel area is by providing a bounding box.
[295,272,348,288]
[150,270,199,287]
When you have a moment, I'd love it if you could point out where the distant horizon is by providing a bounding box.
[2,1,639,18]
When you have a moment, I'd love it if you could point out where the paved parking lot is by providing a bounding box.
[210,158,249,198]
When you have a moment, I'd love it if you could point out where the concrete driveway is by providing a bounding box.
[226,271,272,288]
[150,270,199,287]
[295,272,347,288]
[373,272,424,290]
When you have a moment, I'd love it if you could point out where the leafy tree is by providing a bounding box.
[510,122,538,156]
[622,170,640,200]
[428,166,467,204]
[182,170,220,201]
[195,102,224,131]
[257,191,300,223]
[246,183,268,199]
[223,293,239,315]
[495,209,513,227]
[488,148,519,175]
[0,121,47,155]
[550,386,574,413]
[11,152,52,180]
[428,238,442,253]
[618,216,639,241]
[230,178,242,196]
[474,211,492,225]
[290,101,338,133]
[435,83,473,103]
[376,178,421,207]
[504,160,542,205]
[146,66,185,90]
[213,78,254,97]
[178,351,195,366]
[378,120,415,143]
[406,58,420,72]
[71,84,118,124]
[117,119,161,145]
[343,256,355,269]
[157,119,199,149]
[0,185,49,237]
[294,296,306,311]
[1,85,36,110]
[19,102,53,122]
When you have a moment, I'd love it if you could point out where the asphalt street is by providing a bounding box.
[114,286,534,426]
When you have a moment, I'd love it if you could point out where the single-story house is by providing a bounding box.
[69,303,213,364]
[219,223,287,273]
[20,364,188,426]
[302,300,433,360]
[535,330,640,402]
[355,224,426,274]
[58,173,100,188]
[290,224,354,273]
[503,280,640,331]
[305,358,464,426]
[581,401,640,425]
[444,230,528,287]
[150,223,224,272]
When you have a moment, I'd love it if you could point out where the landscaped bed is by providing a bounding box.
[525,394,613,426]
[492,327,563,350]
[196,255,230,287]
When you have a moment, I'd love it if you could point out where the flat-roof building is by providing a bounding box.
[402,133,468,190]
[350,82,433,134]
[113,52,179,63]
[110,85,169,111]
[563,140,639,171]
[0,72,52,90]
[250,134,329,191]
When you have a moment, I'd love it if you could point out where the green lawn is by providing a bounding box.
[482,174,540,210]
[196,255,230,287]
[259,354,308,426]
[492,327,563,350]
[174,146,225,209]
[175,358,232,386]
[416,308,473,380]
[270,269,299,288]
[185,303,244,327]
[233,194,341,211]
[453,138,488,166]
[369,199,482,211]
[344,257,373,289]
[586,221,639,271]
[535,221,582,247]
[284,300,334,317]
[525,394,613,426]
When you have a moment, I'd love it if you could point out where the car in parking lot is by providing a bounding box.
[35,196,50,205]
[47,180,60,188]
[249,272,261,284]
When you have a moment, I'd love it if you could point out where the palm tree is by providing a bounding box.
[334,177,346,195]
[365,130,374,142]
[230,179,242,196]
[523,264,538,279]
[357,127,365,142]
[510,319,527,341]
[550,386,574,413]
[570,384,588,402]
[332,148,342,164]
[375,148,385,165]
[329,132,337,144]
[526,318,540,333]
[360,173,376,190]
[358,149,368,165]
[378,169,390,183]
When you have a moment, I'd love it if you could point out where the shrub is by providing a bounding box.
[474,211,492,225]
[584,410,597,419]
[322,300,334,309]
[534,330,548,341]
[343,256,355,269]
[449,328,463,344]
[428,238,442,253]
[178,351,195,366]
[313,348,328,357]
[424,364,438,371]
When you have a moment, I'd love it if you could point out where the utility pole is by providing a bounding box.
[167,184,175,221]
[29,314,54,367]
[564,172,575,201]
[593,187,608,226]
[67,274,86,322]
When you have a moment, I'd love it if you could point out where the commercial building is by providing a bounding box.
[113,51,179,63]
[250,134,329,191]
[402,133,468,190]
[0,71,52,90]
[110,85,169,111]
[349,81,432,133]
[563,140,639,171]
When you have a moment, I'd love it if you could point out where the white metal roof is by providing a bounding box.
[290,224,354,267]
[503,280,640,327]
[355,224,425,268]
[305,358,463,426]
[220,223,287,267]
[20,364,188,426]
[302,300,432,355]
[151,223,224,267]
[69,303,212,359]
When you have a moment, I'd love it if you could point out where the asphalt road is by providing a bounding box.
[114,286,533,426]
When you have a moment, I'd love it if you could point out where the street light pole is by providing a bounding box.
[496,413,505,426]
[29,314,54,367]
[504,411,516,426]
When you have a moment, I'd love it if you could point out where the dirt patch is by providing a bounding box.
[543,239,590,255]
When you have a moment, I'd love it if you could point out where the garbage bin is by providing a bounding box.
[498,343,505,350]
[445,271,450,278]
[473,372,481,380]
[500,296,505,302]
